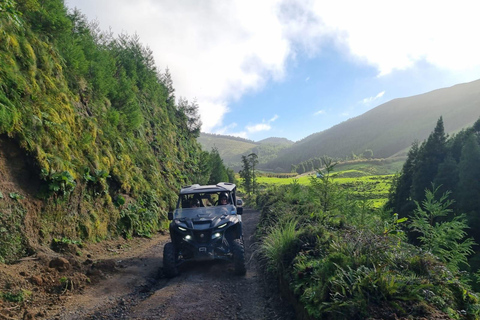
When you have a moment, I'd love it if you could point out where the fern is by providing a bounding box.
[410,185,475,272]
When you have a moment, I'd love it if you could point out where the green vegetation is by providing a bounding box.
[254,118,480,319]
[1,289,31,303]
[388,118,480,244]
[239,153,258,195]
[254,159,397,208]
[0,0,231,262]
[256,177,480,319]
[0,205,26,263]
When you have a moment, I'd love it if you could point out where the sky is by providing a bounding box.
[65,0,480,142]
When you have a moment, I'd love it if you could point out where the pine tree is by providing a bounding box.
[411,117,447,202]
[457,133,480,241]
[239,155,252,194]
[208,148,228,184]
[433,154,459,202]
[387,140,419,218]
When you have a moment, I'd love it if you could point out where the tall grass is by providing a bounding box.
[260,218,299,275]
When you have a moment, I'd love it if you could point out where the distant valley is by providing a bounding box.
[199,79,480,172]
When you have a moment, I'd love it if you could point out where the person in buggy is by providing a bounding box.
[218,192,229,205]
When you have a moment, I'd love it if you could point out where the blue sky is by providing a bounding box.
[65,0,480,142]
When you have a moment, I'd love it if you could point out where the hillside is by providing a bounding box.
[0,1,205,262]
[257,137,294,146]
[197,133,258,164]
[263,79,480,171]
[198,133,294,170]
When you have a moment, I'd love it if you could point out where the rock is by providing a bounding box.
[49,257,70,271]
[86,268,104,278]
[31,275,43,286]
[92,259,117,272]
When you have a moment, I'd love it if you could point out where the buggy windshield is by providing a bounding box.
[173,205,236,219]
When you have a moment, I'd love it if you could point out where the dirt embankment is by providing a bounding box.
[0,208,295,320]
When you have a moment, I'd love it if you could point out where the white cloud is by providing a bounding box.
[362,91,385,104]
[66,0,302,132]
[312,1,480,76]
[246,123,272,133]
[269,114,279,122]
[65,0,326,133]
[65,0,480,134]
[244,114,279,134]
[314,109,325,116]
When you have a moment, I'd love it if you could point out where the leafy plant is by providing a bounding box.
[410,186,475,272]
[8,192,24,200]
[43,171,76,198]
[257,176,480,319]
[1,289,31,303]
[383,213,408,243]
[114,194,126,207]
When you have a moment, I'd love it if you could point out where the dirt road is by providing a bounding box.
[53,208,294,320]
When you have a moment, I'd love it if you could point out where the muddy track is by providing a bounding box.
[53,208,295,320]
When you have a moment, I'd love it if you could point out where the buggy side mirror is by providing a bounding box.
[168,212,173,220]
[237,207,243,215]
[236,199,243,206]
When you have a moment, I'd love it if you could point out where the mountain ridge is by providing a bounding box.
[199,79,480,172]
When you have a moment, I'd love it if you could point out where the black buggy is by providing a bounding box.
[163,182,246,277]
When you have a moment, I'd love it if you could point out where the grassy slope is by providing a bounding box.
[198,133,258,163]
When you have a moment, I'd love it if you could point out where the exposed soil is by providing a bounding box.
[0,208,296,320]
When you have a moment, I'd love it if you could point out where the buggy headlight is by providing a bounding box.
[185,235,192,240]
[218,223,227,229]
[177,226,187,231]
[212,232,222,239]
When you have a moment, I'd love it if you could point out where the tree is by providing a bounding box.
[433,154,459,201]
[248,153,258,195]
[160,67,175,105]
[177,97,202,137]
[411,117,447,202]
[387,140,419,218]
[457,133,480,241]
[309,156,340,212]
[207,148,228,184]
[239,155,252,194]
[364,149,373,159]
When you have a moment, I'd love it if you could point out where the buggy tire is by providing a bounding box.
[232,238,246,275]
[163,242,179,278]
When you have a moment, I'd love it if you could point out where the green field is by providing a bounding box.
[256,159,399,208]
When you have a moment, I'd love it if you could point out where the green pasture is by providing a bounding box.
[256,166,395,208]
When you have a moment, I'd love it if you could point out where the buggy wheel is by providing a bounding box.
[163,242,179,278]
[232,238,246,275]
